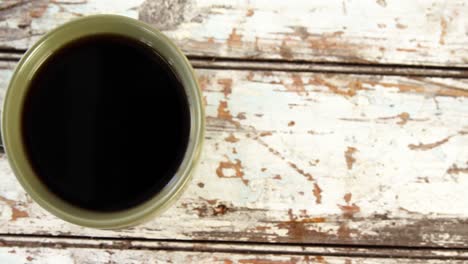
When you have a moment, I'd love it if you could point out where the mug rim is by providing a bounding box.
[2,15,204,229]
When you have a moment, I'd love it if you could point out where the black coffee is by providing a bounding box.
[22,34,191,212]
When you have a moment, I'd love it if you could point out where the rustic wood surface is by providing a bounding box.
[1,0,468,263]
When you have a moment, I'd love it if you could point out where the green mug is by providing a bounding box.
[2,15,204,229]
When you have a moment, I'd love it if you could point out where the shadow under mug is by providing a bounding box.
[2,15,204,229]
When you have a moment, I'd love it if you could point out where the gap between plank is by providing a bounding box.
[1,234,468,260]
[1,51,468,78]
[189,56,468,78]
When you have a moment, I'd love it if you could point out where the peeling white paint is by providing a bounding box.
[1,1,468,66]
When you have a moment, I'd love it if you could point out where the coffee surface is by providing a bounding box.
[22,34,191,212]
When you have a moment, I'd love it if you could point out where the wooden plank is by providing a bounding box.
[1,64,468,247]
[1,0,468,67]
[1,248,462,264]
[1,236,468,263]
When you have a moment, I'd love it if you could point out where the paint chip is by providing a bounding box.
[280,39,293,59]
[225,133,239,143]
[216,158,248,185]
[218,78,233,98]
[273,175,282,180]
[440,17,447,45]
[376,0,387,7]
[227,28,243,47]
[344,147,357,170]
[313,183,322,204]
[447,164,468,174]
[408,136,451,151]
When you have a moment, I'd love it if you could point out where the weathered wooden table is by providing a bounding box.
[1,0,468,263]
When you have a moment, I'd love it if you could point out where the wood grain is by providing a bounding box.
[1,0,468,66]
[1,236,468,263]
[0,63,468,247]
